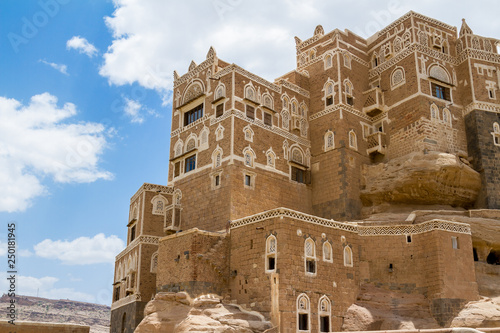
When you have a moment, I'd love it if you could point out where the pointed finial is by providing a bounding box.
[206,46,216,59]
[294,36,302,45]
[314,25,324,36]
[459,18,473,36]
[189,61,197,72]
[173,70,179,80]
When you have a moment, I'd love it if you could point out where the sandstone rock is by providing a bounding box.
[451,297,500,328]
[136,294,273,333]
[361,152,481,207]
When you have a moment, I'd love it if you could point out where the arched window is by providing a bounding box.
[281,110,290,130]
[442,40,449,54]
[394,36,402,53]
[325,82,334,106]
[243,125,254,142]
[325,54,332,68]
[430,104,439,120]
[151,195,167,215]
[493,122,500,145]
[199,127,209,150]
[472,36,480,50]
[300,104,307,117]
[344,80,354,105]
[391,67,405,88]
[323,242,332,262]
[343,53,351,68]
[174,140,183,157]
[215,85,225,100]
[173,189,182,205]
[266,149,276,168]
[282,96,289,110]
[456,40,463,54]
[324,131,334,151]
[443,108,452,125]
[318,296,331,333]
[266,235,277,272]
[403,31,411,47]
[182,81,204,104]
[243,148,255,167]
[372,53,379,68]
[150,252,158,273]
[291,100,298,115]
[305,238,316,274]
[121,313,126,333]
[186,137,197,152]
[344,245,353,267]
[291,147,304,164]
[484,39,492,52]
[297,294,310,332]
[418,31,428,46]
[263,94,273,109]
[212,148,223,168]
[349,130,357,150]
[245,84,256,101]
[300,119,308,137]
[215,124,224,141]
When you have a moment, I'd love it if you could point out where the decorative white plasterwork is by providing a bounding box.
[130,183,174,204]
[230,207,471,236]
[115,236,160,261]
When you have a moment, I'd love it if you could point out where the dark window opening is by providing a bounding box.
[431,83,451,101]
[473,248,478,262]
[346,96,354,106]
[215,175,220,186]
[246,105,255,120]
[487,251,500,265]
[291,166,304,183]
[114,287,120,301]
[121,313,126,333]
[306,259,316,273]
[184,104,203,126]
[495,136,500,145]
[373,58,378,67]
[216,103,224,117]
[174,161,180,178]
[130,225,136,242]
[185,155,196,173]
[264,112,272,126]
[268,256,276,270]
[298,313,308,331]
[326,96,333,106]
[407,235,412,243]
[250,239,253,249]
[320,316,330,332]
[244,175,251,186]
[489,90,495,99]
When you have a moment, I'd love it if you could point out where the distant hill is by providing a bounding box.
[0,294,110,333]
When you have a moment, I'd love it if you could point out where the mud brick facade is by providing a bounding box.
[111,12,500,332]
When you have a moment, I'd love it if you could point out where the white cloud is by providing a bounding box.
[34,233,124,265]
[123,98,144,124]
[0,274,97,303]
[39,60,68,75]
[99,0,500,99]
[0,93,113,212]
[19,249,33,257]
[66,36,98,57]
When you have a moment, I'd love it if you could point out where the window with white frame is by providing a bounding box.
[323,242,332,262]
[212,148,223,168]
[305,238,316,274]
[263,94,273,110]
[266,149,276,168]
[349,130,357,150]
[325,54,332,68]
[430,104,439,121]
[266,235,277,272]
[443,108,452,125]
[344,80,354,105]
[297,294,310,332]
[325,82,334,107]
[243,148,254,167]
[150,252,158,273]
[343,53,351,68]
[291,100,298,115]
[318,296,331,333]
[324,131,334,151]
[451,236,459,249]
[215,124,224,141]
[245,85,256,101]
[344,245,353,267]
[215,85,225,100]
[493,122,500,146]
[243,125,254,142]
[281,110,290,130]
[486,82,497,99]
[151,195,167,215]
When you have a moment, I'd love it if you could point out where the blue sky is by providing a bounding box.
[0,0,498,305]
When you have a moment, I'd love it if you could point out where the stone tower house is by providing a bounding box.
[110,12,500,332]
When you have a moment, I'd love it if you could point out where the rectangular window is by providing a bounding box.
[114,287,120,301]
[215,175,220,186]
[267,256,275,270]
[291,166,305,183]
[298,314,308,330]
[306,259,315,273]
[326,96,333,106]
[346,96,354,105]
[185,155,196,173]
[452,236,459,249]
[174,161,180,178]
[264,112,272,126]
[244,174,251,186]
[130,225,136,242]
[320,316,330,332]
[184,104,203,126]
[216,103,224,117]
[246,105,255,120]
[431,83,451,101]
[406,235,412,243]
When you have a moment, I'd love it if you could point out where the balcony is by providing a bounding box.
[366,132,387,155]
[164,204,182,234]
[362,87,386,117]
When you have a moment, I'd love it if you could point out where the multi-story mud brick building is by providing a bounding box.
[110,11,500,332]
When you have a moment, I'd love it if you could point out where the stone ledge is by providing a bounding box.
[0,320,89,333]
